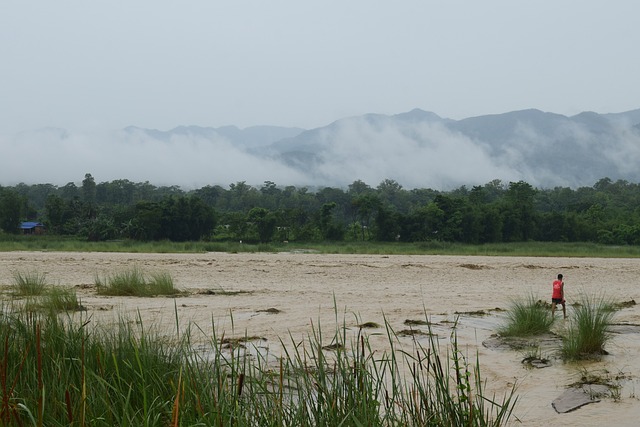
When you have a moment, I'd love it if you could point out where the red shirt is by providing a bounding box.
[552,280,563,299]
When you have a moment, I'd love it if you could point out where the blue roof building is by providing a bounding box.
[20,222,45,234]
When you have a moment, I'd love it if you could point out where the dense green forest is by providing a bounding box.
[1,174,639,245]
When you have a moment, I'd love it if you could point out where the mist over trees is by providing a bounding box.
[1,174,640,245]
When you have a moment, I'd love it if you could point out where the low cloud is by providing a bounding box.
[0,128,311,188]
[2,112,639,191]
[0,122,521,190]
[309,118,521,189]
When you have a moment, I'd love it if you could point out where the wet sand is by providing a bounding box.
[1,251,639,425]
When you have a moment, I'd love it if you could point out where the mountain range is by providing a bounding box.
[5,108,640,190]
[122,108,640,189]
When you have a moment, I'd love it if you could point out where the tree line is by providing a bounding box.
[1,174,639,245]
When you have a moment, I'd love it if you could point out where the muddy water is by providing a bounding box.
[1,252,639,425]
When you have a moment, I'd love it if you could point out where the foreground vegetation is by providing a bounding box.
[0,305,517,426]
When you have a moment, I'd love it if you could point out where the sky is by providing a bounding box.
[1,1,639,188]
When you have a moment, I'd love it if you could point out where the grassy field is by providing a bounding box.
[1,235,639,257]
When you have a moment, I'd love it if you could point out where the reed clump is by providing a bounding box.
[95,266,182,296]
[499,295,554,337]
[9,271,83,313]
[43,287,83,312]
[11,271,47,296]
[0,304,517,426]
[561,295,614,360]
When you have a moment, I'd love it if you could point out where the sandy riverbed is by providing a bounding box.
[1,251,639,425]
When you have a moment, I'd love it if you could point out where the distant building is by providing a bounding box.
[20,222,46,235]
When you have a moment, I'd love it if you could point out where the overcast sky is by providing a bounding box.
[1,2,639,189]
[2,1,639,135]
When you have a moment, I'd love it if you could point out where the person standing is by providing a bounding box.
[551,273,566,319]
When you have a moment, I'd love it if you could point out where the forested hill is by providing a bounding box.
[123,108,640,189]
[1,175,639,246]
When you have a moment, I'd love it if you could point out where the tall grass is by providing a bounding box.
[95,267,181,297]
[2,235,640,257]
[498,295,554,337]
[0,305,517,426]
[9,270,84,314]
[11,271,47,296]
[43,287,83,312]
[148,271,179,295]
[561,295,614,360]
